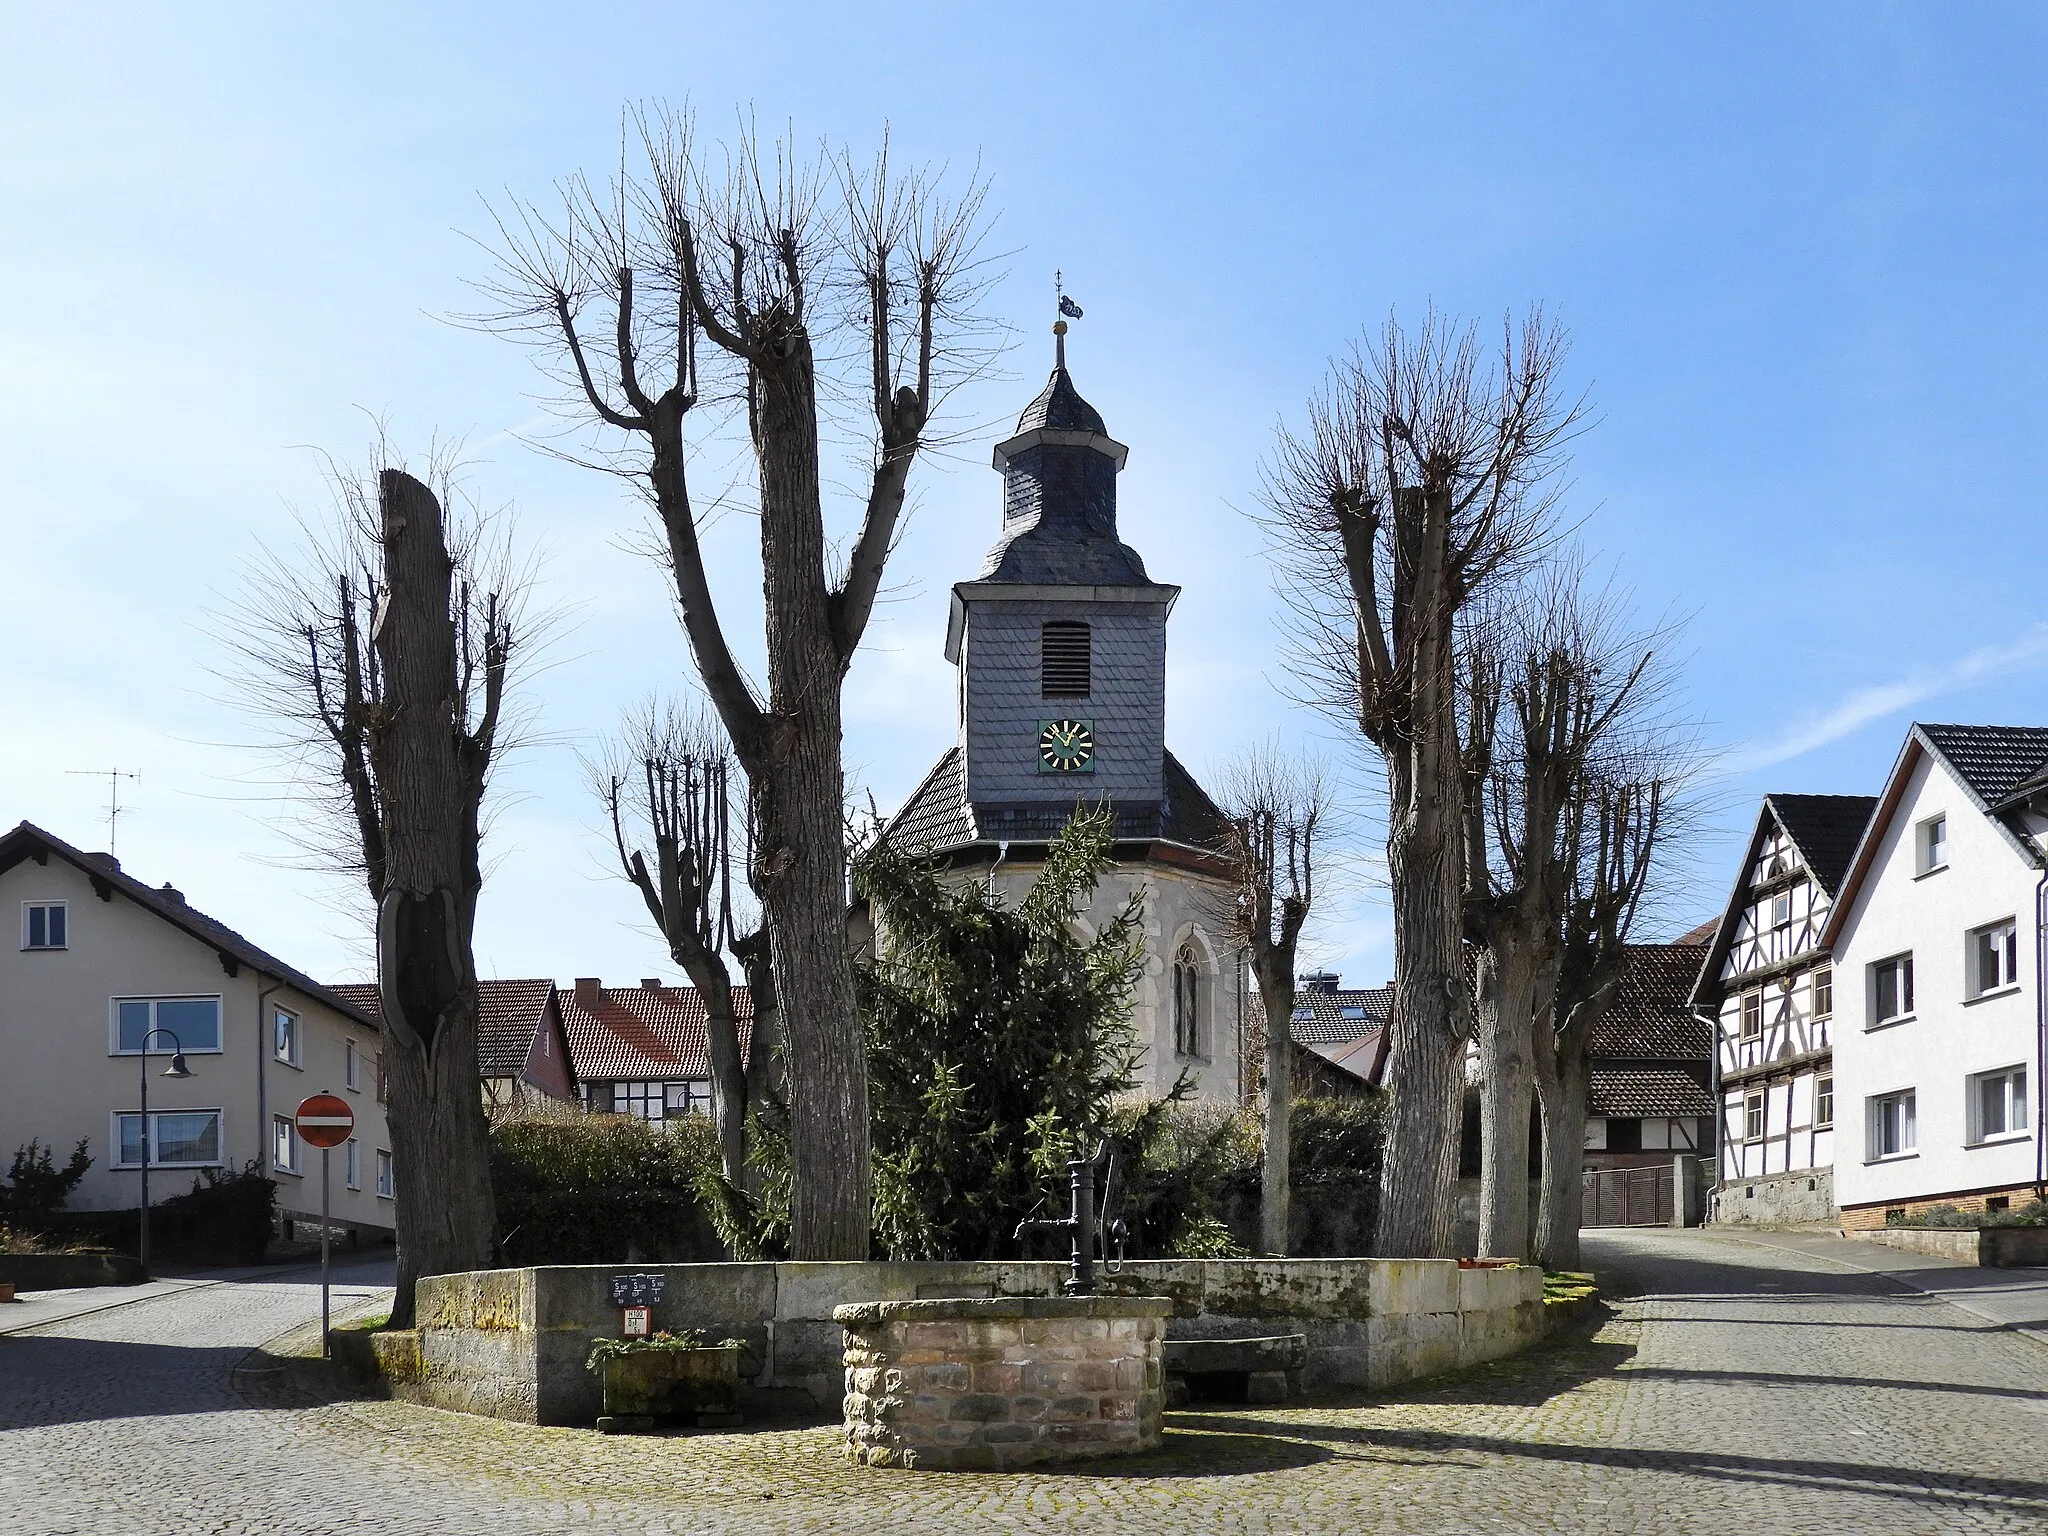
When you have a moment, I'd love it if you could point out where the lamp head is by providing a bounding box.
[162,1053,191,1080]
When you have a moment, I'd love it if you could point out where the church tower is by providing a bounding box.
[944,323,1176,835]
[885,321,1241,1103]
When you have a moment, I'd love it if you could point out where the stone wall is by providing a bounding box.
[838,1296,1168,1470]
[397,1256,1546,1427]
[1845,1225,2048,1267]
[1838,1182,2039,1230]
[1709,1165,1836,1226]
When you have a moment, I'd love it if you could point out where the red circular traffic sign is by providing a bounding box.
[294,1093,355,1149]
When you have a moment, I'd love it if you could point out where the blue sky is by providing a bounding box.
[4,4,2046,989]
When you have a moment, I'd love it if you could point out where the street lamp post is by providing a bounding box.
[136,1027,192,1277]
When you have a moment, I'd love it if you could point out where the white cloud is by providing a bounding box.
[1738,622,2048,771]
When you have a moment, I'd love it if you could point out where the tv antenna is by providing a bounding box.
[68,769,140,857]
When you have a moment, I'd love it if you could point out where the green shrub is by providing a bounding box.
[0,1139,92,1219]
[1888,1200,2048,1229]
[490,1100,726,1265]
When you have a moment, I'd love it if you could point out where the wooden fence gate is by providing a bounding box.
[1582,1165,1675,1227]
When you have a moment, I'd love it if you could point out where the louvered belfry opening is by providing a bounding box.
[1041,620,1092,698]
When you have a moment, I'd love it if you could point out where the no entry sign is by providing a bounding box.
[294,1093,355,1149]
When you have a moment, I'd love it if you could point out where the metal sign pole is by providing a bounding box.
[320,1145,332,1358]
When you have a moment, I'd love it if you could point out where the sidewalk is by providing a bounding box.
[1721,1227,2048,1345]
[0,1252,395,1337]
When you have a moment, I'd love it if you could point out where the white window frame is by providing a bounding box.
[21,900,67,951]
[1867,1089,1917,1161]
[273,1006,302,1068]
[1815,1075,1834,1129]
[110,996,225,1056]
[345,1038,360,1092]
[1770,890,1792,931]
[1869,953,1915,1029]
[1812,966,1833,1021]
[1739,989,1763,1042]
[345,1137,361,1190]
[1966,1065,2029,1145]
[1967,918,2019,1000]
[375,1149,394,1199]
[273,1114,302,1175]
[111,1109,224,1170]
[1744,1091,1765,1142]
[1916,814,1948,876]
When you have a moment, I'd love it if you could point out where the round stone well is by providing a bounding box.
[835,1294,1171,1470]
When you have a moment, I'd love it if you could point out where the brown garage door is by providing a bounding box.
[1582,1165,1674,1227]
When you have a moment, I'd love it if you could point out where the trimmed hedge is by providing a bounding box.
[490,1102,726,1265]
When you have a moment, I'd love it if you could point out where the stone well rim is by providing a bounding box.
[832,1295,1173,1326]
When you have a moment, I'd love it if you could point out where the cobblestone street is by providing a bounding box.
[3,1230,2045,1534]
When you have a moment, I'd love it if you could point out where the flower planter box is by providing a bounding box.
[596,1344,743,1432]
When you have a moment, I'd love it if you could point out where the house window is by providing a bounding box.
[22,901,67,950]
[1040,621,1092,698]
[273,1115,301,1175]
[1969,919,2019,998]
[1917,814,1948,874]
[1815,1076,1834,1129]
[1812,967,1833,1020]
[1870,954,1914,1026]
[345,1039,360,1092]
[113,997,223,1054]
[1968,1066,2029,1143]
[1868,1089,1917,1160]
[1744,1092,1765,1142]
[663,1081,713,1118]
[345,1138,361,1190]
[1770,890,1792,931]
[273,1007,301,1067]
[375,1149,394,1199]
[1606,1118,1642,1152]
[114,1110,222,1169]
[1740,990,1763,1042]
[375,1052,389,1106]
[1173,944,1203,1058]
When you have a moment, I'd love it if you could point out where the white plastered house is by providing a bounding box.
[0,821,395,1239]
[1822,725,2048,1227]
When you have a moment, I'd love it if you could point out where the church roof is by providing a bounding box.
[879,746,1230,856]
[1014,366,1108,435]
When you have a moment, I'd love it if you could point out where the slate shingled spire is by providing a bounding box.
[981,324,1146,585]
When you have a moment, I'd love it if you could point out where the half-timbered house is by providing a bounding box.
[1691,793,1875,1224]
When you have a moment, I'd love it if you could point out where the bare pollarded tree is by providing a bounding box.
[593,702,782,1188]
[471,110,1000,1258]
[1263,310,1583,1257]
[230,452,539,1324]
[1216,747,1332,1257]
[1462,570,1667,1260]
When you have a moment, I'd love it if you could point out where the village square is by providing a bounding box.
[4,7,2048,1534]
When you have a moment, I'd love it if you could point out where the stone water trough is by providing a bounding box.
[836,1295,1171,1470]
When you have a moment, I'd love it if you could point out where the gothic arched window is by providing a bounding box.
[1173,943,1203,1058]
[1041,620,1092,698]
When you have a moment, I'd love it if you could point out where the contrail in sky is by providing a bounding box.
[1737,622,2048,771]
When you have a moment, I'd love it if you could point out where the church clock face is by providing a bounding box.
[1037,718,1095,773]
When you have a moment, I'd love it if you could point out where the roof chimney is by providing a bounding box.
[159,883,184,905]
[1298,970,1341,994]
[573,977,602,1010]
[640,977,662,991]
[83,852,120,873]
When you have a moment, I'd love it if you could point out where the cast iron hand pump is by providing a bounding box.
[1015,1140,1128,1296]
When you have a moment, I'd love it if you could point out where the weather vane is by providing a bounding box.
[1053,271,1082,368]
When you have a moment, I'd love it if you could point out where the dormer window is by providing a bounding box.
[1041,621,1092,698]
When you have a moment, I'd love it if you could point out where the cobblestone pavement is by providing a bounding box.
[4,1229,2047,1534]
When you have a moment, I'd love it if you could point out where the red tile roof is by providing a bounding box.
[557,981,756,1084]
[327,978,556,1079]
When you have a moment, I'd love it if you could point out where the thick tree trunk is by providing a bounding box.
[1259,984,1294,1256]
[1376,812,1469,1258]
[1475,942,1541,1260]
[1373,487,1468,1261]
[751,336,870,1260]
[368,470,498,1327]
[1532,1042,1590,1271]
